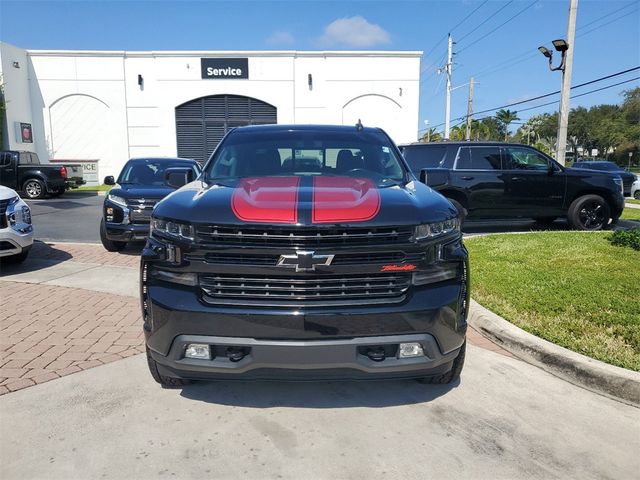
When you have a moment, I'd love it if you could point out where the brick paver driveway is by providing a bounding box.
[0,242,143,394]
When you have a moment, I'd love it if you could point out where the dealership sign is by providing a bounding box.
[201,58,249,79]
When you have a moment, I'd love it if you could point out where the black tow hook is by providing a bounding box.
[366,347,386,362]
[226,347,246,362]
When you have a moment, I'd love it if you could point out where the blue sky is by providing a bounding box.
[1,0,639,137]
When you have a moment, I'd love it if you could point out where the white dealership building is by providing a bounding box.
[0,42,421,183]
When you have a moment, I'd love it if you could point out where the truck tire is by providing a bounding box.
[23,179,46,199]
[417,341,466,385]
[567,194,610,231]
[634,190,640,200]
[146,346,192,388]
[448,198,467,226]
[2,248,30,264]
[99,219,127,252]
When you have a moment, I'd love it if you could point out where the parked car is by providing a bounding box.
[0,185,33,263]
[571,160,637,197]
[100,157,201,251]
[631,178,640,200]
[0,150,85,199]
[141,124,469,387]
[399,142,625,230]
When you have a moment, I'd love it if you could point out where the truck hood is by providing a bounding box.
[109,184,175,200]
[154,176,456,227]
[0,185,20,201]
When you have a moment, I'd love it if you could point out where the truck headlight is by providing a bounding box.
[150,217,195,241]
[107,194,127,207]
[8,195,20,206]
[613,177,623,194]
[414,218,460,240]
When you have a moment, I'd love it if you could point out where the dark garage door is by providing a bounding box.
[175,95,277,164]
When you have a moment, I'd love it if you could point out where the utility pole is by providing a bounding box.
[556,0,578,165]
[465,77,475,141]
[444,33,453,140]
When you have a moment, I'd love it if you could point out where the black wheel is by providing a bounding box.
[448,198,467,226]
[417,341,466,384]
[22,179,46,199]
[634,191,640,200]
[567,194,610,231]
[146,346,192,388]
[99,219,127,252]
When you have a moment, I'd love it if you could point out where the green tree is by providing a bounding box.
[495,109,520,141]
[419,128,443,142]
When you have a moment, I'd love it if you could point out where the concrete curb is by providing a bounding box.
[468,299,640,407]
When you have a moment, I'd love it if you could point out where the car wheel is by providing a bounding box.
[146,346,192,388]
[448,198,467,226]
[634,191,640,200]
[99,219,127,252]
[417,341,466,385]
[567,194,610,231]
[23,179,46,199]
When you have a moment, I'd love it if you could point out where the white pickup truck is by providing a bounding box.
[0,185,34,263]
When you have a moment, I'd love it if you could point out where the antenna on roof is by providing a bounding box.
[356,119,364,131]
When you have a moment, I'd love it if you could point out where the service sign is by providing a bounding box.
[201,58,249,79]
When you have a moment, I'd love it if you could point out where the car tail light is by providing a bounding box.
[60,166,67,178]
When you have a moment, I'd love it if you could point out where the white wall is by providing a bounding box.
[2,45,421,179]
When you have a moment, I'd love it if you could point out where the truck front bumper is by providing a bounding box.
[144,279,468,381]
[105,222,149,242]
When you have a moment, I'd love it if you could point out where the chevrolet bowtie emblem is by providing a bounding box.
[277,251,335,272]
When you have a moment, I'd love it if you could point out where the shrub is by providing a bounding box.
[608,228,640,251]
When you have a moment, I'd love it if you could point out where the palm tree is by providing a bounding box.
[420,128,443,142]
[495,109,520,141]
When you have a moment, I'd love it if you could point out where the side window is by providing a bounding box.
[0,153,9,167]
[456,147,502,170]
[505,147,549,171]
[402,146,447,173]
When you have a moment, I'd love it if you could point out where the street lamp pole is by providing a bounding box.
[556,0,578,166]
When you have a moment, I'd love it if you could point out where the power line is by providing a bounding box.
[577,1,636,31]
[576,7,639,38]
[456,1,537,54]
[456,1,514,44]
[422,0,490,67]
[419,68,640,132]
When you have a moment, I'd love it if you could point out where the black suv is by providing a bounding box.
[400,142,625,230]
[571,160,637,197]
[142,125,469,387]
[100,157,201,251]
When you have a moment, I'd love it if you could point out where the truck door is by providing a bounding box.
[0,152,18,189]
[452,145,510,218]
[501,146,566,218]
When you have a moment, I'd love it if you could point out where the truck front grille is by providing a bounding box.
[200,273,412,306]
[195,225,414,248]
[189,251,420,266]
[127,199,158,224]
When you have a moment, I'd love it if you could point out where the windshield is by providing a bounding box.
[118,160,200,185]
[205,129,407,187]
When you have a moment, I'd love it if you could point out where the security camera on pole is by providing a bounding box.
[538,0,578,166]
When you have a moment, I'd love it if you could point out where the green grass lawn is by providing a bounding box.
[626,198,640,205]
[465,232,639,370]
[68,184,112,192]
[621,208,640,222]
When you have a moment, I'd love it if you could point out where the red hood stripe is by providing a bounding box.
[231,176,300,224]
[312,176,380,224]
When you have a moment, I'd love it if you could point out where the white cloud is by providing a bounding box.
[319,16,391,48]
[266,31,295,46]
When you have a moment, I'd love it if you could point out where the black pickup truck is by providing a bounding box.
[400,142,625,230]
[0,151,85,199]
[142,124,469,387]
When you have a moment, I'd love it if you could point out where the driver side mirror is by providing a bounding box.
[165,167,193,189]
[104,175,115,185]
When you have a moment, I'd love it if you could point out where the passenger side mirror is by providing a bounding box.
[104,175,115,185]
[165,167,193,189]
